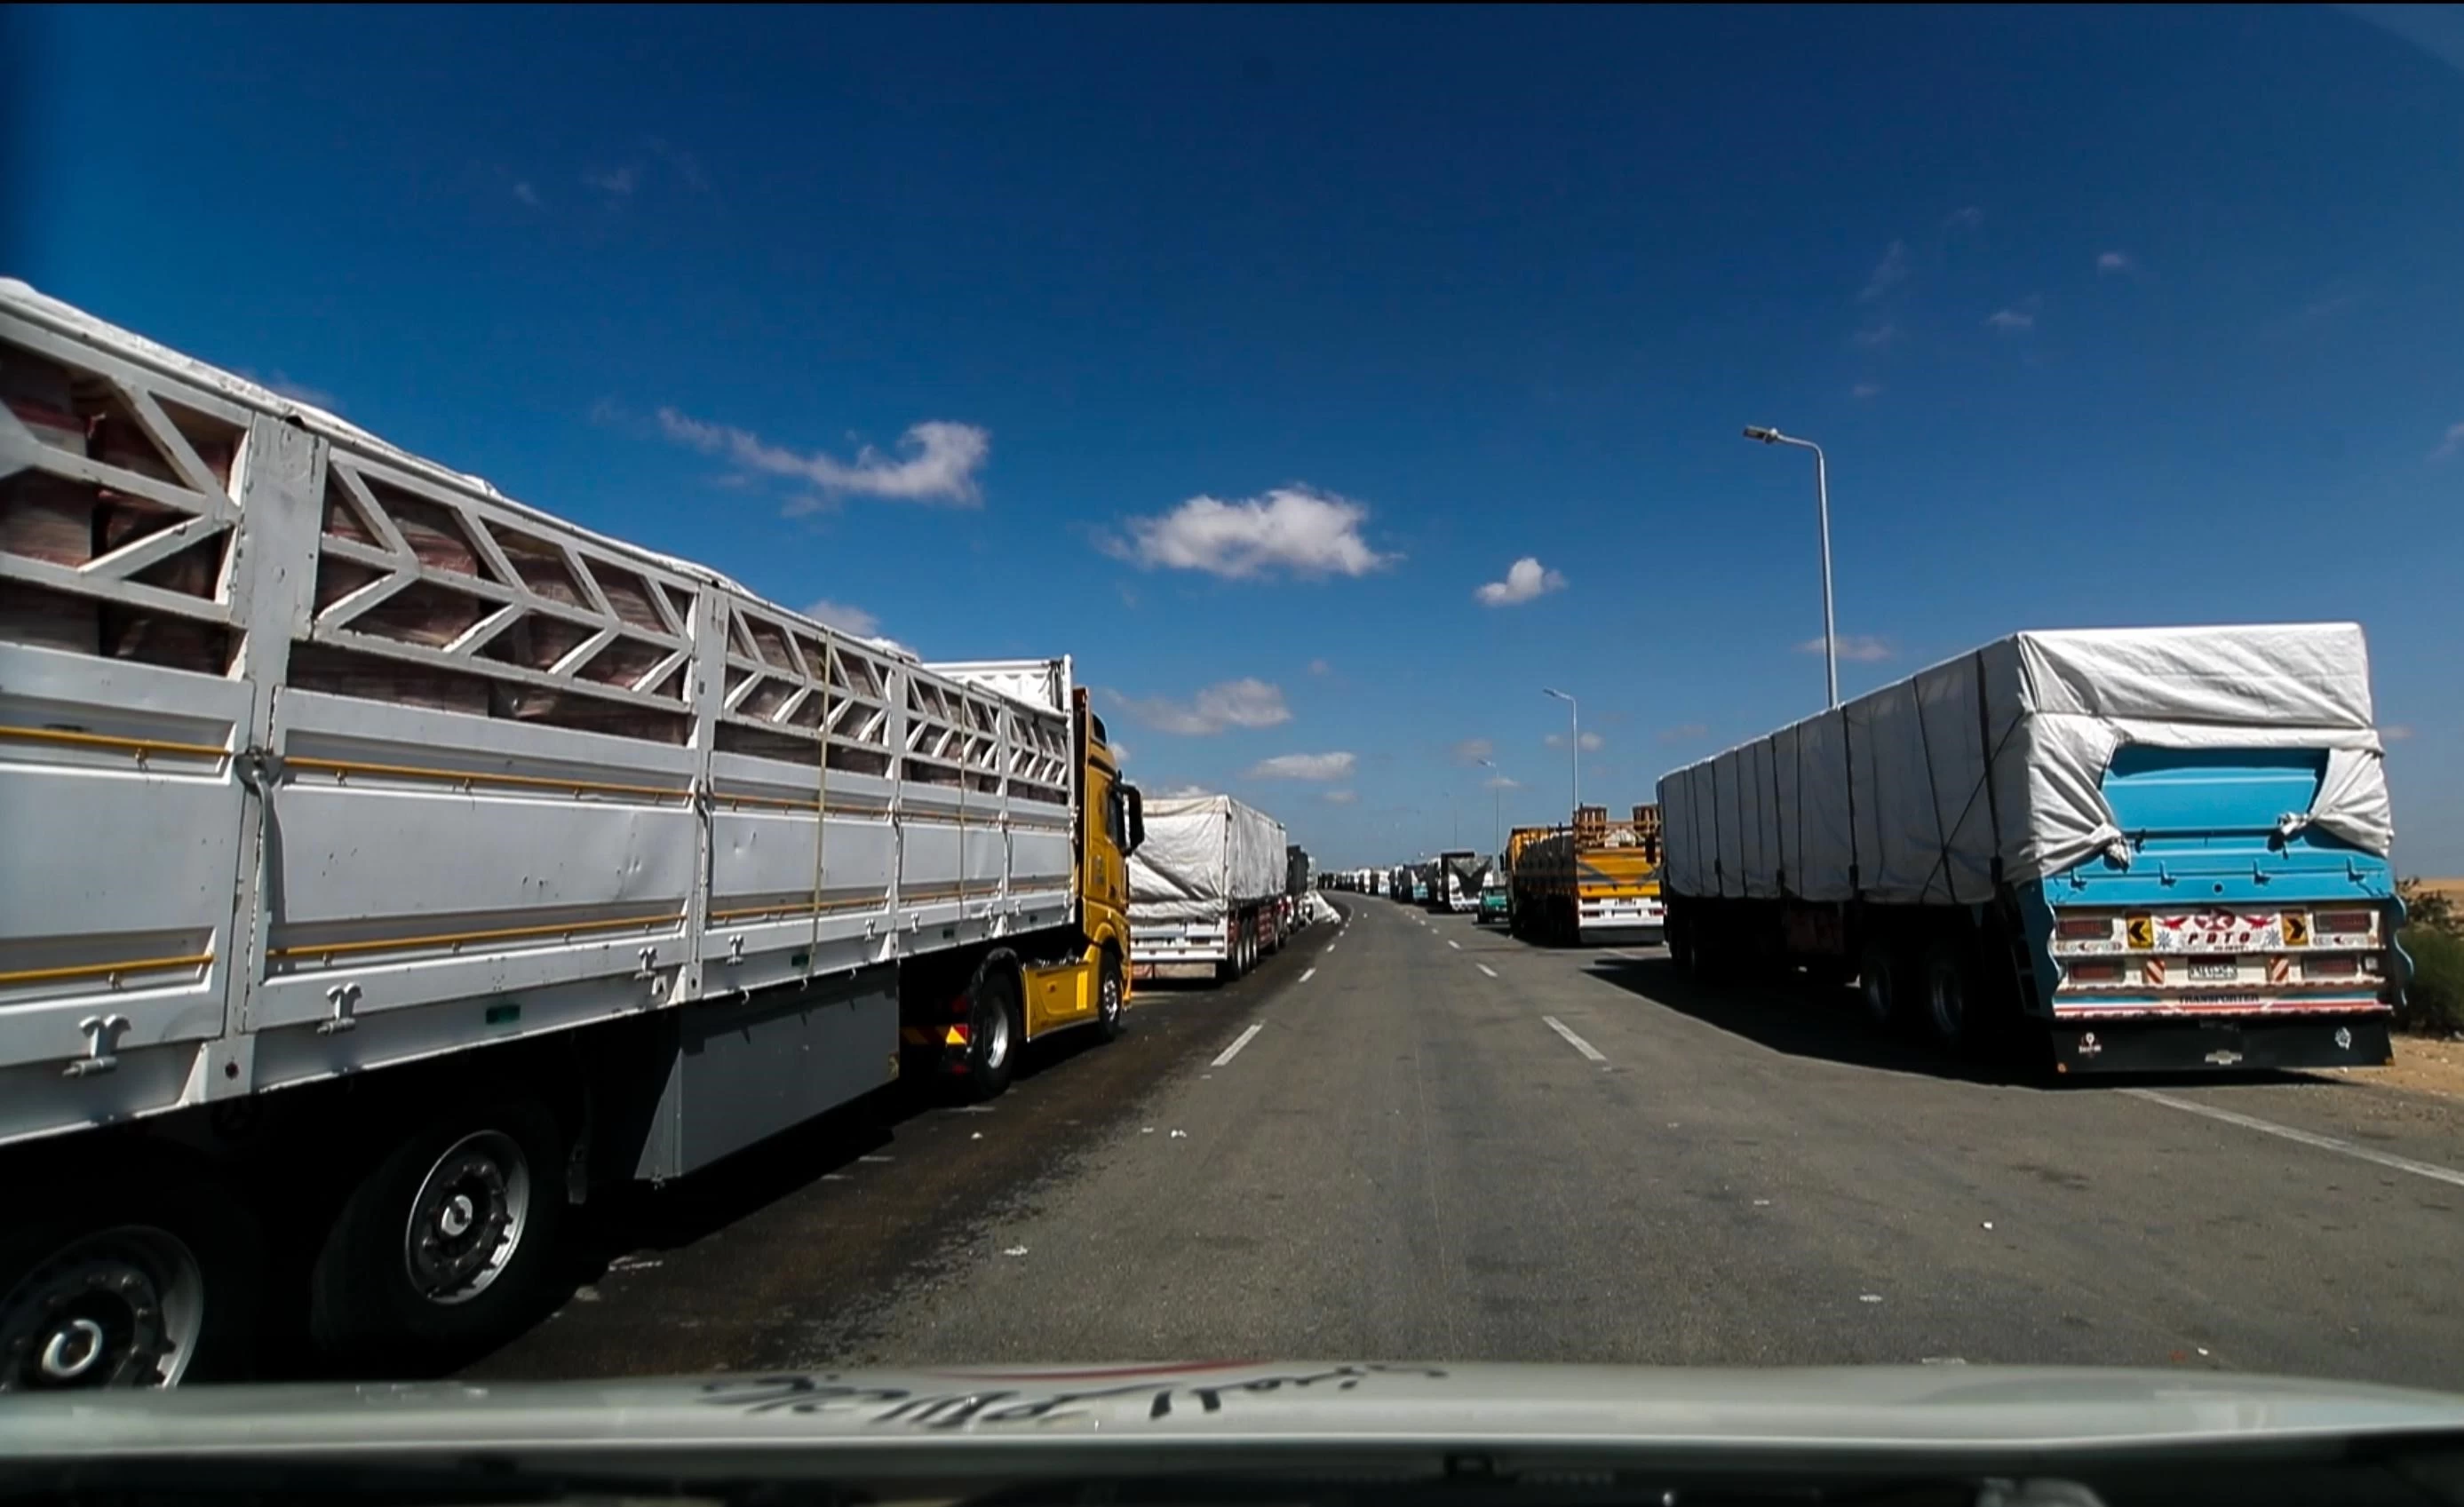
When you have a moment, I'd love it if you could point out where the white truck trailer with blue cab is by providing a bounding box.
[1657,624,2400,1073]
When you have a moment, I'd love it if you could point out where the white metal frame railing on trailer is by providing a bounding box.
[0,282,1082,1141]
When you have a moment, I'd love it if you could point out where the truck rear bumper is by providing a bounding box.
[2051,1016,2391,1074]
[1133,960,1225,981]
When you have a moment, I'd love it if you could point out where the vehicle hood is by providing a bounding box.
[5,1362,2464,1461]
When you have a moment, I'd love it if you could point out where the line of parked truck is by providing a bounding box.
[0,283,1310,1393]
[0,282,2412,1395]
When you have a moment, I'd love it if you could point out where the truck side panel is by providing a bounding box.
[0,283,1092,1148]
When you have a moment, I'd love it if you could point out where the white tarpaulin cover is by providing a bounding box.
[1657,623,2391,906]
[1129,794,1291,922]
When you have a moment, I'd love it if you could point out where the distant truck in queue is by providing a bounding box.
[0,282,1146,1388]
[1509,805,1666,945]
[1128,795,1297,982]
[1657,623,2401,1074]
[1431,850,1482,913]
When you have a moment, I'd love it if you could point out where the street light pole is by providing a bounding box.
[1542,687,1578,819]
[1742,425,1840,709]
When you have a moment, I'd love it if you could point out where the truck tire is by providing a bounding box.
[965,965,1024,1099]
[1922,940,1979,1053]
[1687,924,1724,985]
[1094,952,1127,1042]
[308,1099,564,1369]
[0,1175,261,1392]
[1857,938,1904,1030]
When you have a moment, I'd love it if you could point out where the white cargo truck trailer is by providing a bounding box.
[1127,794,1292,982]
[0,282,1143,1390]
[1657,624,2400,1072]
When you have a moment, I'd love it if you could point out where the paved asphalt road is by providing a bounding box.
[469,898,2464,1390]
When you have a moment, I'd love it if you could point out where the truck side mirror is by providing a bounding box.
[1124,784,1146,855]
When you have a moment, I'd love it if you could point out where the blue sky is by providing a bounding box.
[16,4,2464,869]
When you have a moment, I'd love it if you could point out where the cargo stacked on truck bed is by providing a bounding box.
[1127,795,1292,982]
[0,281,1143,1387]
[1657,623,2398,1073]
[1509,805,1665,945]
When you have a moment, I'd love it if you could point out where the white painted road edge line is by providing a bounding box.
[1211,1023,1267,1068]
[1477,964,1498,978]
[1299,967,1317,983]
[2125,1089,2464,1190]
[1543,1015,1608,1064]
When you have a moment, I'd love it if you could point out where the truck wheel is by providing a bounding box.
[0,1180,260,1392]
[1857,939,1904,1029]
[1666,921,1693,973]
[965,967,1023,1099]
[1094,953,1127,1043]
[1922,941,1978,1052]
[1687,927,1724,985]
[308,1100,565,1368]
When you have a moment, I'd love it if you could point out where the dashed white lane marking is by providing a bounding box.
[1543,1015,1608,1063]
[1477,964,1498,978]
[1211,1023,1267,1067]
[1448,940,1461,950]
[1300,967,1317,983]
[2125,1089,2464,1190]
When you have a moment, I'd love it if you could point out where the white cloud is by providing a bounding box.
[1106,678,1291,735]
[584,166,637,198]
[1111,742,1131,764]
[1544,731,1605,752]
[1158,783,1213,798]
[643,137,711,194]
[1110,486,1393,579]
[2431,422,2464,462]
[803,598,880,637]
[2096,250,2135,275]
[2262,289,2364,341]
[1851,381,1882,400]
[657,408,990,504]
[1850,322,1901,349]
[1308,657,1331,676]
[1244,750,1356,781]
[2384,725,2414,742]
[513,180,541,208]
[1451,738,1495,765]
[1945,206,1984,230]
[1800,633,1894,662]
[1987,296,2042,334]
[1659,723,1710,744]
[242,369,341,410]
[1323,789,1358,805]
[1484,775,1522,790]
[1474,557,1567,607]
[1858,240,1910,303]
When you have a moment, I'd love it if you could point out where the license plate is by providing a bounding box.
[2189,960,2239,981]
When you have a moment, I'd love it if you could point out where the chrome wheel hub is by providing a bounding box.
[1,1227,204,1392]
[404,1131,529,1305]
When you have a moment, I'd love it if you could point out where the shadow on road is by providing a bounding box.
[429,913,1339,1383]
[1583,953,2330,1094]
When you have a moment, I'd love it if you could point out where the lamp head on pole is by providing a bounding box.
[1742,424,1783,444]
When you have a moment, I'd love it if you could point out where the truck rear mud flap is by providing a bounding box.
[2051,1017,2391,1074]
